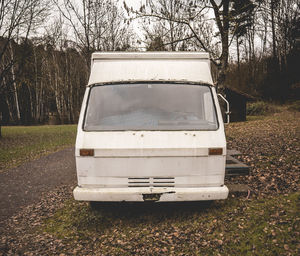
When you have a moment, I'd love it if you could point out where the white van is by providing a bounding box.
[73,52,229,202]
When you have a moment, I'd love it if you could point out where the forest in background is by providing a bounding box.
[0,0,299,127]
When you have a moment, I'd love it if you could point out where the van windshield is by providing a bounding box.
[84,83,218,131]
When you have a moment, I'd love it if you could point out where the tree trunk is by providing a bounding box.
[270,0,277,59]
[218,31,229,88]
[9,43,21,122]
[211,0,230,88]
[0,113,2,138]
[236,35,240,87]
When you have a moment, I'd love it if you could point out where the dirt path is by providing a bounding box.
[0,147,76,223]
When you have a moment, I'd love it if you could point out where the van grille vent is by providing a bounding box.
[128,177,175,187]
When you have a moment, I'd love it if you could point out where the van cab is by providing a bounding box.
[73,52,229,202]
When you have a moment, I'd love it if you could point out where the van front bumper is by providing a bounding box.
[73,186,229,202]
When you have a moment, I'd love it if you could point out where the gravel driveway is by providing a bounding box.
[0,147,76,224]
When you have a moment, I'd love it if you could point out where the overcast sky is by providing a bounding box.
[124,0,143,9]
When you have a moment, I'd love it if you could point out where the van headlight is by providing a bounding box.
[80,149,94,156]
[209,148,223,155]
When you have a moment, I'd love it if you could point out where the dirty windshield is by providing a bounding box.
[84,83,218,131]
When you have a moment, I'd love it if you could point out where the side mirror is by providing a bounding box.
[218,94,230,124]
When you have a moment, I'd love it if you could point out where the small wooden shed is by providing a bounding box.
[222,87,255,122]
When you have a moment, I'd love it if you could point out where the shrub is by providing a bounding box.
[246,101,279,116]
[287,100,300,112]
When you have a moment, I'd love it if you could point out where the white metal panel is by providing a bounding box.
[76,155,225,186]
[88,52,213,85]
[93,148,209,157]
[77,155,225,177]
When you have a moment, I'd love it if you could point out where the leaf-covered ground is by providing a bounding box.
[0,110,299,255]
[226,111,299,196]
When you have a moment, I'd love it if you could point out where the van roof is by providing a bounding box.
[88,52,214,86]
[91,52,210,60]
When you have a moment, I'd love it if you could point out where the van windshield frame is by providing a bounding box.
[83,82,219,131]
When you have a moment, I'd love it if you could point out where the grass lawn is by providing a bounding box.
[0,125,77,172]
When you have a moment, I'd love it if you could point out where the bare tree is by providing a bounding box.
[101,2,133,51]
[0,0,50,89]
[132,0,259,87]
[138,0,194,51]
[53,0,106,56]
[53,0,133,64]
[0,0,50,136]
